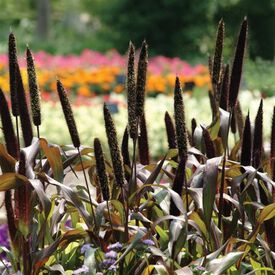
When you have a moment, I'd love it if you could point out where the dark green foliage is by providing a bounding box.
[16,63,33,147]
[219,64,229,111]
[121,127,131,167]
[8,32,19,117]
[229,18,248,109]
[208,90,217,117]
[165,111,177,150]
[94,138,110,201]
[252,99,263,169]
[138,114,150,165]
[202,127,216,159]
[135,40,148,118]
[57,80,80,148]
[103,103,125,187]
[174,77,188,160]
[26,47,41,127]
[212,19,224,86]
[241,113,251,166]
[91,0,211,57]
[127,42,137,139]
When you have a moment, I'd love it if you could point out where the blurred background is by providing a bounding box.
[0,0,274,60]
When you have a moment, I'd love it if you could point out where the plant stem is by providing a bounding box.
[218,110,232,229]
[36,125,43,171]
[77,147,97,230]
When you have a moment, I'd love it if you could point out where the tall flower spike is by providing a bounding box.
[235,100,244,138]
[26,47,41,126]
[136,40,148,118]
[219,64,229,111]
[170,154,187,216]
[121,127,131,167]
[8,32,19,117]
[127,42,137,139]
[57,80,80,148]
[212,19,224,86]
[16,63,33,146]
[138,114,150,165]
[94,138,110,201]
[252,99,263,169]
[165,111,177,150]
[174,77,188,160]
[241,112,251,166]
[229,18,248,109]
[202,127,216,159]
[0,89,18,158]
[103,104,125,187]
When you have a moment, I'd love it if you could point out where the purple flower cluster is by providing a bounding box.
[101,242,122,272]
[73,265,89,274]
[0,224,9,249]
[142,239,155,246]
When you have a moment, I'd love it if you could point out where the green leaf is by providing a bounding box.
[203,157,221,230]
[0,172,29,191]
[40,138,64,182]
[257,203,275,223]
[206,251,244,274]
[29,179,52,218]
[168,219,187,259]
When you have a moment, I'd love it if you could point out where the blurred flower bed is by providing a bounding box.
[0,49,210,97]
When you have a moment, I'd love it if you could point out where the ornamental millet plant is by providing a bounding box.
[0,18,274,274]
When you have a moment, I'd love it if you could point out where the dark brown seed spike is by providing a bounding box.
[235,100,244,138]
[0,89,18,158]
[170,154,187,216]
[26,47,41,126]
[16,63,33,147]
[121,127,131,167]
[57,80,80,148]
[138,113,150,165]
[165,111,177,150]
[212,19,224,86]
[231,108,237,134]
[136,40,148,118]
[241,112,251,166]
[174,77,188,160]
[229,18,248,108]
[252,99,263,169]
[202,127,216,158]
[127,41,137,139]
[8,32,19,117]
[220,64,229,111]
[94,138,110,201]
[103,103,125,187]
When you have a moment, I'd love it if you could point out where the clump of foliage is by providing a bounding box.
[0,18,274,275]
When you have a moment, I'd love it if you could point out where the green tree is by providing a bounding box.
[89,0,213,58]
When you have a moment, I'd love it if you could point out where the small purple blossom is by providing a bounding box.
[108,265,117,272]
[107,242,122,251]
[142,239,155,246]
[105,250,117,259]
[102,258,116,266]
[73,264,89,274]
[65,219,72,229]
[80,244,92,254]
[195,266,206,271]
